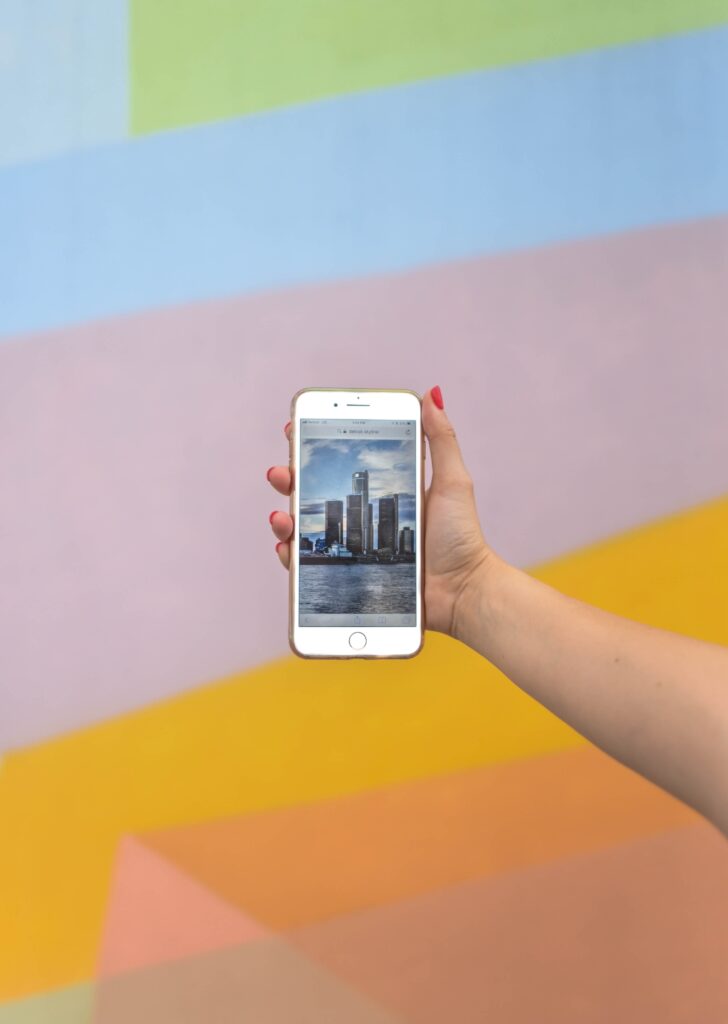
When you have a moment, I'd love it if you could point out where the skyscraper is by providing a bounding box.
[399,526,414,554]
[346,493,364,553]
[378,494,401,553]
[352,471,369,552]
[324,500,343,548]
[378,496,396,552]
[367,502,373,553]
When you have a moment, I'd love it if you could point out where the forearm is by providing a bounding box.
[455,556,728,834]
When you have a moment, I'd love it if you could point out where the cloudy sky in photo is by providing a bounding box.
[300,438,416,539]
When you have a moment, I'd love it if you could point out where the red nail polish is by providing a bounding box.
[266,466,275,481]
[283,421,291,433]
[431,385,444,410]
[269,510,277,525]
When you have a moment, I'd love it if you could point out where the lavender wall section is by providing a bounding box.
[2,217,727,750]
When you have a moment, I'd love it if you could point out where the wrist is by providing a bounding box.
[451,549,511,654]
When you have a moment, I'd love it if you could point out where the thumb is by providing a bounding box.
[422,386,471,491]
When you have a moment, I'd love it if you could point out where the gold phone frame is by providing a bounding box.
[288,387,426,659]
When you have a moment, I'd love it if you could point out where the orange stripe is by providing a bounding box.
[142,747,696,928]
[290,824,728,1023]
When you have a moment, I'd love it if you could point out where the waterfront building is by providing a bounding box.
[352,471,370,551]
[399,526,414,554]
[378,496,397,553]
[324,500,343,547]
[346,493,364,553]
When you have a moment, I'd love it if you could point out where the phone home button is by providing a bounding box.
[349,631,367,651]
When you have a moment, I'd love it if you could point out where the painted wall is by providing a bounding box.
[1,3,727,1020]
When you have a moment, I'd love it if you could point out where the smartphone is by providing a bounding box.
[289,388,424,658]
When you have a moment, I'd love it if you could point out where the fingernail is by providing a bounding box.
[283,421,291,433]
[269,510,277,525]
[266,466,275,481]
[431,385,444,410]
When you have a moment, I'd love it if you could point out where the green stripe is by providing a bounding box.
[131,0,728,134]
[0,985,93,1024]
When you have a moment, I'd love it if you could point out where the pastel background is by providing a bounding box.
[1,2,728,1021]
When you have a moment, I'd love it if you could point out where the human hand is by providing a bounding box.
[266,386,498,637]
[272,393,728,835]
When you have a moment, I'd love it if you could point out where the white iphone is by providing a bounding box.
[289,388,424,658]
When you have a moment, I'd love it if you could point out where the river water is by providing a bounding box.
[300,563,416,615]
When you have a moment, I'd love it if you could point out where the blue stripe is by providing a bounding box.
[0,1,127,168]
[2,27,728,338]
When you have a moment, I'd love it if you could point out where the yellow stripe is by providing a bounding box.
[1,493,727,999]
[537,495,728,642]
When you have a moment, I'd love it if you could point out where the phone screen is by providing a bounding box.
[298,417,418,628]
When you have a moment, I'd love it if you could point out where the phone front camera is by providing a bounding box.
[334,402,338,407]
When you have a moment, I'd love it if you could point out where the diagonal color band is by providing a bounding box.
[1,216,728,750]
[2,492,728,995]
[2,27,728,337]
[130,0,728,133]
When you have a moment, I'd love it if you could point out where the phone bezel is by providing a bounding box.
[289,388,425,659]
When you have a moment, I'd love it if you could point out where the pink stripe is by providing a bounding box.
[98,837,265,977]
[1,217,727,749]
